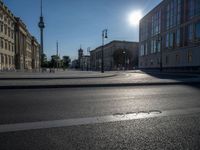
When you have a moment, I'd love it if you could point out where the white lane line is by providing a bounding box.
[0,107,200,133]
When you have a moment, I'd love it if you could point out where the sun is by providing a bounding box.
[128,10,143,26]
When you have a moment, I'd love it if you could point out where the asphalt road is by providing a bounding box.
[0,84,200,149]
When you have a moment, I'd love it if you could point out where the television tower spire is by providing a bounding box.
[38,0,45,67]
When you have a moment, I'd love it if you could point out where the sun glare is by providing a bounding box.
[128,10,143,26]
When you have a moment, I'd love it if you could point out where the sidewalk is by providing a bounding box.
[0,70,200,89]
[0,70,117,79]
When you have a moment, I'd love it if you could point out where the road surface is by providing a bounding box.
[0,84,200,149]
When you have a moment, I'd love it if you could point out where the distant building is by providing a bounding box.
[0,1,15,71]
[90,40,139,71]
[78,47,83,68]
[71,59,79,69]
[139,0,200,71]
[80,55,90,71]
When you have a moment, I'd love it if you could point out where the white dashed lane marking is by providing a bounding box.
[0,107,200,133]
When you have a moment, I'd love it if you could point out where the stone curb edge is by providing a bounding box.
[0,81,199,89]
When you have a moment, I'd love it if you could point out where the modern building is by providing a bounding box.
[139,0,200,71]
[90,40,139,71]
[0,0,15,71]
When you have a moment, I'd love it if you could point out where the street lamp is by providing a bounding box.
[157,35,163,72]
[123,50,126,70]
[101,29,108,73]
[87,47,90,71]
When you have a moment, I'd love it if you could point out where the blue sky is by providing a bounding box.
[4,0,162,60]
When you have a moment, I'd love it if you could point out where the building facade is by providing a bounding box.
[139,0,200,71]
[31,36,40,70]
[90,40,138,71]
[0,1,15,71]
[0,1,40,71]
[15,17,27,70]
[80,55,90,71]
[26,32,32,70]
[78,48,83,68]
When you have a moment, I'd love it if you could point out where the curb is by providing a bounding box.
[0,81,200,89]
[0,74,117,80]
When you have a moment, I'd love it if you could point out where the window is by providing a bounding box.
[4,24,7,35]
[140,44,144,56]
[176,29,180,47]
[188,0,200,19]
[166,0,182,29]
[0,21,3,32]
[0,39,3,49]
[145,42,148,55]
[157,40,161,52]
[176,54,180,64]
[166,33,169,48]
[188,0,195,19]
[196,0,200,15]
[188,51,193,63]
[165,56,169,64]
[186,24,194,41]
[1,54,4,63]
[5,41,7,50]
[169,32,175,48]
[195,22,200,40]
[151,11,161,36]
[8,42,10,51]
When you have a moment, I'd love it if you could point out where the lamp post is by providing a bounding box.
[101,29,108,73]
[157,35,163,72]
[87,47,90,71]
[123,50,126,70]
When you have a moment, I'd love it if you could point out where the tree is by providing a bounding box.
[113,49,132,69]
[62,56,71,68]
[41,53,48,68]
[50,55,60,68]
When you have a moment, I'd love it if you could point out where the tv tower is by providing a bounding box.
[38,0,45,66]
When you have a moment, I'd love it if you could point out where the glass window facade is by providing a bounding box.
[195,22,200,39]
[166,0,182,30]
[188,0,200,19]
[151,11,161,36]
[186,24,194,41]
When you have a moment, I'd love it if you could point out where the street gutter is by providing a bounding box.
[0,81,200,89]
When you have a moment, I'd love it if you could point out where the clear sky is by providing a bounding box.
[4,0,162,60]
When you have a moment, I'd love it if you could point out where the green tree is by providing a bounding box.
[50,55,60,68]
[62,56,71,69]
[41,53,48,67]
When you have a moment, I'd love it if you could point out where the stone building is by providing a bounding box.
[15,17,28,70]
[90,40,139,71]
[139,0,200,71]
[31,36,40,70]
[80,55,90,71]
[26,32,32,70]
[78,47,83,68]
[0,0,40,71]
[0,0,15,71]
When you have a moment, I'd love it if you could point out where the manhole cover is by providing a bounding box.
[149,110,162,114]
